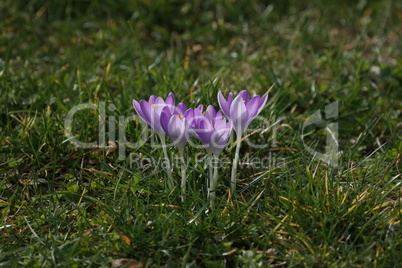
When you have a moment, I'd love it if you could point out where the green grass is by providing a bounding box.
[1,0,401,267]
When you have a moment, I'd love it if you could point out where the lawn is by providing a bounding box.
[1,0,401,267]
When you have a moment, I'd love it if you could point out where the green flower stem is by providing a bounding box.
[230,134,242,195]
[160,137,174,191]
[179,149,187,202]
[210,154,219,211]
[208,152,213,185]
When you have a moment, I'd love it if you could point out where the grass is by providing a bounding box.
[1,0,401,267]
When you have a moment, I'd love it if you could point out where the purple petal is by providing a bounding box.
[187,108,201,129]
[168,116,189,150]
[176,103,187,115]
[205,105,217,121]
[246,96,261,118]
[165,92,175,107]
[210,122,232,155]
[238,90,250,102]
[218,91,230,117]
[257,94,268,115]
[151,114,164,136]
[168,115,181,135]
[215,110,223,120]
[150,99,165,135]
[154,97,165,107]
[184,108,194,119]
[195,119,213,144]
[189,120,200,139]
[230,95,249,135]
[160,109,170,135]
[133,100,146,122]
[197,104,204,113]
[184,109,197,137]
[192,108,204,124]
[163,104,175,117]
[244,93,266,130]
[149,95,157,104]
[227,92,234,104]
[213,118,226,130]
[139,100,152,125]
[210,132,226,155]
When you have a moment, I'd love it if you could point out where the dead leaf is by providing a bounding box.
[110,259,144,268]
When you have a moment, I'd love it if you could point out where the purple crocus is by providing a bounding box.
[158,103,203,202]
[132,92,176,190]
[191,105,232,156]
[218,90,268,194]
[132,92,175,137]
[160,105,192,152]
[218,90,268,136]
[189,105,232,210]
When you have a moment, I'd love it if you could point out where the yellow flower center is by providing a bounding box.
[151,104,156,108]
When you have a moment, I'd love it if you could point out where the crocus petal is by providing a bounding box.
[167,115,182,136]
[257,94,268,115]
[196,119,213,144]
[218,91,230,117]
[149,95,157,104]
[205,105,217,121]
[184,108,193,119]
[165,92,175,107]
[193,107,204,124]
[238,90,250,102]
[184,109,197,137]
[176,103,187,114]
[197,104,204,112]
[160,109,170,135]
[213,118,227,130]
[246,96,261,118]
[211,130,230,155]
[230,95,249,135]
[167,115,188,150]
[163,105,175,117]
[154,97,165,107]
[133,100,146,122]
[244,94,267,131]
[215,110,223,120]
[152,97,166,116]
[210,131,226,155]
[139,100,152,125]
[150,98,166,136]
[227,92,234,104]
[210,120,232,156]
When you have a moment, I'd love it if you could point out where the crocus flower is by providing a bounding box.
[218,90,268,136]
[218,90,268,194]
[132,92,176,190]
[189,105,232,210]
[160,105,192,152]
[158,104,194,202]
[133,92,175,137]
[191,105,232,156]
[158,103,203,202]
